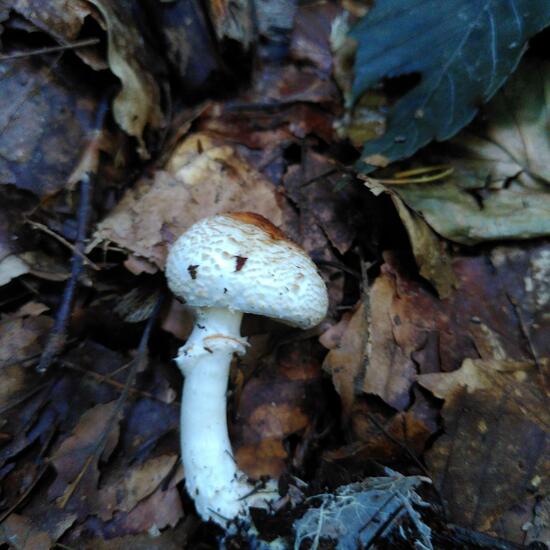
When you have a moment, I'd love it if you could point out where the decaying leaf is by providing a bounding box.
[87,0,163,158]
[234,339,323,478]
[0,513,52,550]
[48,401,121,514]
[93,132,284,271]
[419,359,549,540]
[392,61,550,244]
[322,303,367,417]
[363,274,418,410]
[391,195,457,298]
[0,55,100,197]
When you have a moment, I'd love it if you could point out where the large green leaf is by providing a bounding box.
[350,0,550,170]
[393,61,550,245]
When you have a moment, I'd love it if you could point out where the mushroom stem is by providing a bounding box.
[176,307,277,525]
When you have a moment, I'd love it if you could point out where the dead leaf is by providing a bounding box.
[322,303,368,417]
[363,273,419,410]
[87,0,163,158]
[48,401,121,514]
[0,55,99,197]
[95,454,179,520]
[207,0,255,48]
[391,195,457,298]
[234,339,323,478]
[0,305,53,369]
[419,359,550,540]
[98,465,184,538]
[93,132,284,270]
[0,513,51,550]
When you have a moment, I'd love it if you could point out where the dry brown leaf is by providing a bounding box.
[284,151,361,255]
[48,401,121,514]
[99,465,184,538]
[325,402,433,465]
[234,340,323,478]
[0,303,52,362]
[87,0,163,158]
[322,302,368,417]
[363,275,417,411]
[95,454,179,521]
[93,132,284,271]
[391,195,457,298]
[419,359,550,541]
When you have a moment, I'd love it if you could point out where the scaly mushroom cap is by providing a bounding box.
[165,213,328,329]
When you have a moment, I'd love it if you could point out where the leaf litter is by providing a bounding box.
[0,1,549,548]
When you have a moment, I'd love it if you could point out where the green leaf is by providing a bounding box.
[350,0,550,171]
[392,60,550,245]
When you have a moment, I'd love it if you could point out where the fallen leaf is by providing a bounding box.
[391,195,457,298]
[351,0,550,168]
[393,61,550,244]
[87,0,163,158]
[95,454,179,520]
[363,275,417,411]
[0,513,52,550]
[99,465,184,539]
[48,401,121,515]
[93,132,284,270]
[0,305,53,369]
[322,302,368,417]
[234,339,323,478]
[0,55,99,197]
[419,359,550,540]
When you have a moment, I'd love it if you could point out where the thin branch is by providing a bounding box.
[25,218,100,270]
[0,38,100,61]
[36,93,110,373]
[36,172,94,373]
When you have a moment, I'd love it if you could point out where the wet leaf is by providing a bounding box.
[351,0,550,169]
[419,359,550,539]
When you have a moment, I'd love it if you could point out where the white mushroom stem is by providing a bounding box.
[176,307,278,526]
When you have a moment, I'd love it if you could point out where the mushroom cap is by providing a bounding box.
[165,213,328,329]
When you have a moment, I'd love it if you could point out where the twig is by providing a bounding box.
[36,94,110,373]
[0,38,100,61]
[36,172,93,373]
[57,294,164,509]
[25,219,100,270]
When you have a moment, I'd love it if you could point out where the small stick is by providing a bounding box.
[0,38,100,61]
[36,172,93,373]
[36,94,110,373]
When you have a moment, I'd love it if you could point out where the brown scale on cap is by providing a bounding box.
[227,212,288,242]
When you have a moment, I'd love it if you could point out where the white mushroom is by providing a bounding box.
[165,212,328,527]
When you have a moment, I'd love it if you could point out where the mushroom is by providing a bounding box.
[165,212,328,527]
